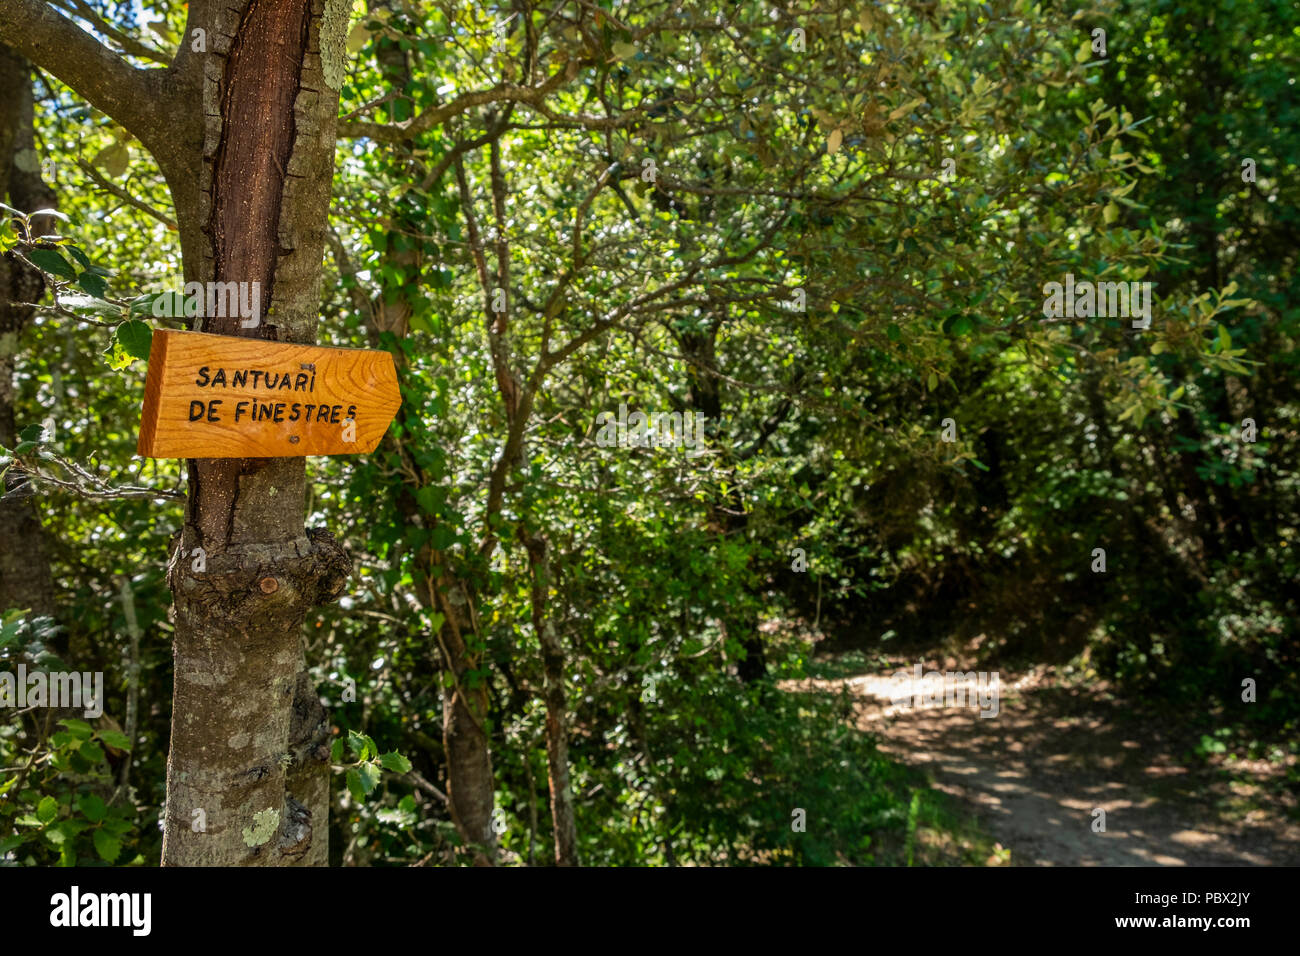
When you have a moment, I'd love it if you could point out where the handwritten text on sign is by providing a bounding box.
[137,330,401,458]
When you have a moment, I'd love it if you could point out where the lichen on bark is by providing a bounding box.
[320,0,356,92]
[243,807,281,847]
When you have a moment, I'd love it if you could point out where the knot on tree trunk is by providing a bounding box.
[166,529,352,617]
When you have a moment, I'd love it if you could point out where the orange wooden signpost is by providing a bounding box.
[136,329,401,458]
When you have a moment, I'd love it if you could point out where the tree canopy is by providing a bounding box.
[0,0,1295,868]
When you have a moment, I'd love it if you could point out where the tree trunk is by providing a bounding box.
[0,44,57,617]
[0,0,355,865]
[679,325,767,682]
[435,580,497,864]
[356,239,500,865]
[522,532,579,866]
[158,0,350,867]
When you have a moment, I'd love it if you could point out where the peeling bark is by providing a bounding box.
[158,0,345,867]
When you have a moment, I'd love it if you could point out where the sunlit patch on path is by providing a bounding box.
[783,658,1300,866]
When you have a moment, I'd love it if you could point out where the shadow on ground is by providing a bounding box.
[786,656,1300,866]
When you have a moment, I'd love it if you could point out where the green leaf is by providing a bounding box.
[415,485,440,514]
[104,320,152,370]
[347,729,371,760]
[59,293,120,316]
[117,320,152,360]
[65,246,92,269]
[98,730,132,752]
[0,834,28,856]
[101,817,132,836]
[78,795,106,823]
[36,796,58,824]
[77,271,109,299]
[128,293,164,316]
[330,738,344,764]
[379,752,412,774]
[357,762,382,794]
[60,719,94,740]
[19,423,47,443]
[93,142,129,179]
[93,828,122,863]
[346,769,365,802]
[28,248,77,280]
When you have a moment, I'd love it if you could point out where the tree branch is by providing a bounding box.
[75,158,176,228]
[47,0,171,65]
[0,0,171,146]
[338,59,609,142]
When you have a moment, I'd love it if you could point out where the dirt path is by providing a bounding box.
[799,657,1300,866]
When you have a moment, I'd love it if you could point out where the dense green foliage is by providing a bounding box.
[2,0,1295,865]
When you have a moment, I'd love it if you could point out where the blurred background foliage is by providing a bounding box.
[1,0,1295,865]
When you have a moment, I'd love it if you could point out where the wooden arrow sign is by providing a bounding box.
[137,329,401,458]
